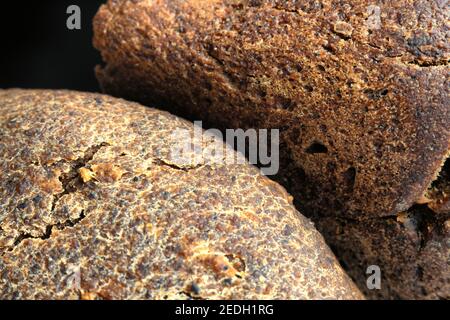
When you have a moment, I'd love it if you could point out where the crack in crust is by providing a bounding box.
[1,143,110,255]
[0,89,363,300]
[51,143,110,206]
[6,210,86,255]
[93,0,450,220]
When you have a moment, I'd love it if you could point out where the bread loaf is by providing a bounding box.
[0,89,363,300]
[317,204,449,299]
[92,0,449,299]
[93,0,449,219]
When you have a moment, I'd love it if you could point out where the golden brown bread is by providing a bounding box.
[93,0,449,219]
[92,0,450,299]
[0,89,363,300]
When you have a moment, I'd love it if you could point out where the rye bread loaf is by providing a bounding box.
[317,204,449,300]
[0,89,363,300]
[93,0,449,220]
[92,0,449,299]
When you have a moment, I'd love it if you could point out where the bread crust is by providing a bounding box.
[92,0,449,299]
[317,204,449,300]
[93,0,450,219]
[0,89,363,300]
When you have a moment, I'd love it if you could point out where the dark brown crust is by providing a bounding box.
[423,157,450,214]
[0,89,363,300]
[93,0,450,219]
[317,205,449,300]
[92,0,450,299]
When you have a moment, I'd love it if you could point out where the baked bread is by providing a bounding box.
[93,0,449,219]
[92,0,449,299]
[316,204,449,300]
[0,89,363,300]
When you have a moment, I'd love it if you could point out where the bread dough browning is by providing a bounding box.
[317,204,449,299]
[93,0,450,219]
[92,0,450,299]
[0,89,363,300]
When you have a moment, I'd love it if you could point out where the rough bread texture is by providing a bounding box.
[0,89,363,300]
[317,204,449,300]
[92,0,450,299]
[93,0,450,219]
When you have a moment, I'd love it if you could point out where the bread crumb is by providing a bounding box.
[79,167,96,183]
[80,291,98,300]
[91,163,125,183]
[333,21,353,38]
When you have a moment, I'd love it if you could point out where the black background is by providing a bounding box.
[0,1,105,92]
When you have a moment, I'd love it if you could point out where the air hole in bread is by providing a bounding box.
[304,85,314,93]
[421,157,450,214]
[364,88,389,100]
[343,167,357,189]
[306,142,328,154]
[277,96,294,110]
[322,43,335,54]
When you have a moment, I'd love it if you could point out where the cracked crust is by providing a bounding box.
[0,89,363,300]
[93,0,450,219]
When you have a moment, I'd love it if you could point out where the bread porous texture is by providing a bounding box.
[92,0,450,299]
[93,0,450,219]
[317,204,449,299]
[0,89,363,300]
